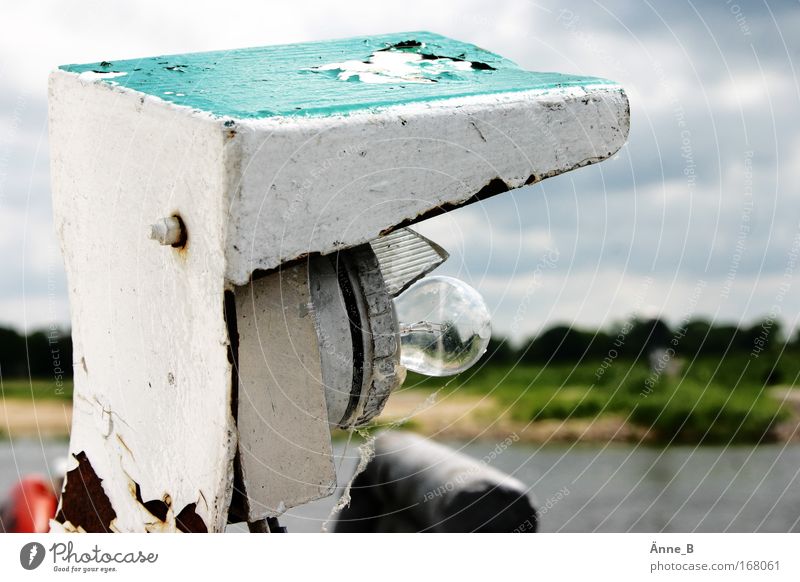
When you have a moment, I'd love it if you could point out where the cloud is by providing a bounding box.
[0,0,798,341]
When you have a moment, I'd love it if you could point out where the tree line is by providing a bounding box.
[0,327,72,379]
[0,317,789,379]
[484,317,788,365]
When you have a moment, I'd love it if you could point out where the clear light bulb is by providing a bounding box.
[394,276,491,377]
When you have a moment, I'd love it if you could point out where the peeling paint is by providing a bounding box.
[377,39,497,70]
[50,68,238,532]
[55,452,117,533]
[134,483,169,522]
[379,177,510,236]
[308,38,498,84]
[175,503,207,533]
[133,482,208,533]
[50,30,628,533]
[77,71,127,82]
[225,82,628,283]
[310,50,475,84]
[59,31,613,118]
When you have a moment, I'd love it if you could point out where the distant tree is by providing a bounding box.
[790,328,800,348]
[0,327,26,377]
[27,330,73,378]
[480,337,516,365]
[742,318,782,354]
[678,319,713,356]
[618,318,672,358]
[521,324,605,363]
[0,326,73,379]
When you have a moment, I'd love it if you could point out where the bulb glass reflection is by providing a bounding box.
[394,276,491,376]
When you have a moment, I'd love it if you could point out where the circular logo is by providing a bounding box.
[19,542,46,570]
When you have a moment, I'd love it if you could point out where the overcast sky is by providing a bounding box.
[1,0,798,343]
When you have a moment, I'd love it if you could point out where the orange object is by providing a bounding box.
[0,476,58,533]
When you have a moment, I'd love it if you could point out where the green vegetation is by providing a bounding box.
[1,317,797,444]
[405,320,800,444]
[0,325,73,402]
[1,379,73,401]
[0,326,72,378]
[406,356,794,444]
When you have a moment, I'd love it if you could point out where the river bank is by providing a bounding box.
[0,399,72,439]
[4,387,798,444]
[376,386,800,444]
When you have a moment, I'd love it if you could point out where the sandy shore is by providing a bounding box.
[3,387,799,443]
[1,399,72,439]
[378,389,655,443]
[372,386,800,443]
[770,387,800,443]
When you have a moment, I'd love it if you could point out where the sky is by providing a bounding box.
[0,0,798,343]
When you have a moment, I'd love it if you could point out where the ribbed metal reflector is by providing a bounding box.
[370,228,449,296]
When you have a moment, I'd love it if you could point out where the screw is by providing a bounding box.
[148,216,184,246]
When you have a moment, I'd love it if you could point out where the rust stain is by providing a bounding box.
[170,213,189,255]
[224,120,237,140]
[134,482,169,522]
[116,434,134,460]
[132,481,208,532]
[55,451,117,533]
[175,503,208,533]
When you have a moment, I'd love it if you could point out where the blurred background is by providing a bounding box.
[1,0,799,532]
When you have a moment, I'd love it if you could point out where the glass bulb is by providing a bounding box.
[394,276,491,377]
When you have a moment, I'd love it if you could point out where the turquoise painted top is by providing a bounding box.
[60,31,616,119]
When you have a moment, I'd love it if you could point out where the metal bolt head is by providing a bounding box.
[148,216,184,246]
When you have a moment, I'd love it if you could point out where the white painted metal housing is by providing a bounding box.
[48,43,628,532]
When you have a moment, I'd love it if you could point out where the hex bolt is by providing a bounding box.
[148,216,184,246]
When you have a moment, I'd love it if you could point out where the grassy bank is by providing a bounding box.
[3,319,798,443]
[2,353,798,444]
[1,379,72,401]
[404,354,796,444]
[0,380,72,438]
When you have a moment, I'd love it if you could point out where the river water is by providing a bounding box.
[3,438,798,532]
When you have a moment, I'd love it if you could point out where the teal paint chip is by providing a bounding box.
[60,31,617,119]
